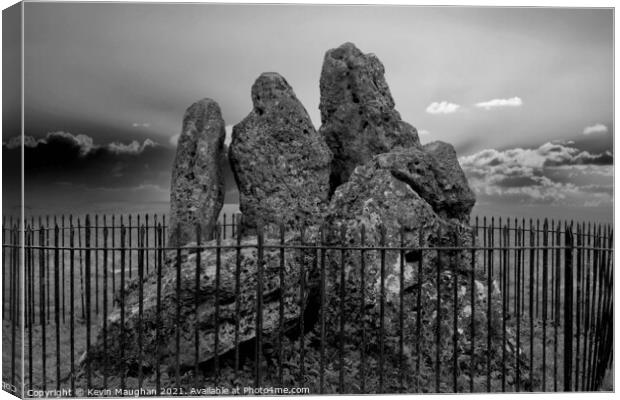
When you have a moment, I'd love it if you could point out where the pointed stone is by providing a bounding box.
[319,42,421,192]
[229,72,331,234]
[168,98,225,246]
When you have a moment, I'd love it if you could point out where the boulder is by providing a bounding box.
[168,98,225,246]
[229,72,332,235]
[86,234,318,377]
[375,145,475,222]
[318,42,421,192]
[320,152,526,391]
[423,141,476,221]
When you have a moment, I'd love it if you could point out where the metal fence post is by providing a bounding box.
[563,225,574,391]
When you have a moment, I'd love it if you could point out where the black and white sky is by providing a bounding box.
[2,3,614,221]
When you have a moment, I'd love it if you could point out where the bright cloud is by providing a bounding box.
[225,125,234,147]
[132,122,151,128]
[418,129,430,136]
[583,123,608,135]
[169,133,180,146]
[475,97,522,110]
[425,101,460,114]
[459,142,613,207]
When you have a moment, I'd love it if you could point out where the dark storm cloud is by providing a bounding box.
[3,131,240,204]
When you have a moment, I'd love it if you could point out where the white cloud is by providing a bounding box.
[583,123,608,135]
[475,97,522,110]
[169,133,180,146]
[425,101,460,114]
[107,138,158,155]
[132,122,151,128]
[418,129,430,136]
[459,142,612,207]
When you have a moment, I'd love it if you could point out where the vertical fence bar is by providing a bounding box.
[138,225,145,390]
[120,223,127,392]
[470,218,477,393]
[563,224,573,391]
[299,225,306,384]
[486,217,491,392]
[112,215,116,301]
[501,219,507,392]
[10,224,17,389]
[435,227,441,393]
[102,219,109,389]
[516,222,522,392]
[452,232,459,393]
[575,224,582,390]
[542,219,548,391]
[95,215,99,316]
[340,225,347,393]
[234,220,244,380]
[360,225,367,394]
[69,218,75,395]
[47,216,51,323]
[129,215,133,280]
[2,216,5,321]
[61,215,65,324]
[553,221,561,391]
[320,225,327,394]
[215,224,222,383]
[26,226,32,391]
[175,225,182,390]
[194,224,202,387]
[39,222,46,391]
[54,221,61,390]
[84,216,92,390]
[416,227,423,393]
[156,223,163,394]
[581,222,591,389]
[529,219,535,391]
[255,224,264,388]
[380,225,387,393]
[399,226,405,393]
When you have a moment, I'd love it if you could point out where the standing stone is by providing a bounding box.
[319,42,421,192]
[169,98,225,246]
[229,72,332,234]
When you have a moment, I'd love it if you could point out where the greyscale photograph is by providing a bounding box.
[1,2,614,397]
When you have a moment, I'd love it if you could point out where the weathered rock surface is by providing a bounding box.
[229,72,332,234]
[319,42,421,192]
[169,99,225,246]
[375,145,475,222]
[320,151,527,391]
[87,235,318,376]
[422,141,476,221]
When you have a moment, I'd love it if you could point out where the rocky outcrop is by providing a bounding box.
[87,234,318,376]
[422,141,476,221]
[229,72,332,234]
[319,149,525,391]
[319,42,421,192]
[375,145,475,222]
[169,99,225,246]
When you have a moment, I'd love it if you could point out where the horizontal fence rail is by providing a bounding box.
[1,213,614,396]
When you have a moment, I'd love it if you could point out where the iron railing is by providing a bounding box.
[1,213,614,396]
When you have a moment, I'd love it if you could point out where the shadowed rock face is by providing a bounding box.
[229,72,332,235]
[319,42,421,193]
[169,98,226,246]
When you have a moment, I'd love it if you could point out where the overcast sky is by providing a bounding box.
[2,3,613,222]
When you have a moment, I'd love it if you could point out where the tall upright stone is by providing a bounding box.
[319,42,421,193]
[168,98,225,246]
[229,72,332,234]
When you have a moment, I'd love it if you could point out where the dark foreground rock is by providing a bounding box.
[319,42,421,192]
[168,98,226,246]
[86,235,318,378]
[229,72,332,234]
